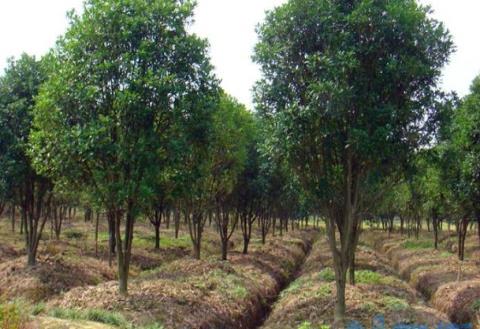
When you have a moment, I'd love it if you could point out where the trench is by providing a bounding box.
[369,239,462,326]
[249,233,318,329]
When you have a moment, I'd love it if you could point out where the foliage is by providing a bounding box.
[49,307,129,327]
[318,268,335,282]
[0,300,29,329]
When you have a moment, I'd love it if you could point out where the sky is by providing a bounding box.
[1,1,479,110]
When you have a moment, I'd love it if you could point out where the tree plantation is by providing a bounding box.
[0,0,479,328]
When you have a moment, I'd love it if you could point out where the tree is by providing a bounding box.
[254,0,452,325]
[30,0,216,294]
[210,93,253,260]
[447,76,480,259]
[0,54,52,266]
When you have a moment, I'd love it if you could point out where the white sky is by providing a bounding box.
[1,1,479,109]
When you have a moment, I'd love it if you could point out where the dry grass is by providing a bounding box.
[46,230,318,329]
[260,238,448,329]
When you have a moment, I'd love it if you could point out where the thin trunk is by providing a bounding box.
[95,211,100,258]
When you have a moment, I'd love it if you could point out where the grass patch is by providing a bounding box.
[355,270,383,285]
[0,300,29,329]
[318,268,335,282]
[49,307,129,327]
[471,299,480,312]
[64,230,85,240]
[440,251,452,258]
[382,297,409,312]
[402,240,433,250]
[133,234,191,249]
[281,278,308,297]
[189,269,248,300]
[314,284,332,298]
[297,322,330,329]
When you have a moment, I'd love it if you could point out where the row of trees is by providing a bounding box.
[1,0,478,326]
[0,0,318,296]
[374,78,479,260]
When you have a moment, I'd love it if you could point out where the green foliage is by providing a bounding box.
[471,299,480,312]
[382,297,409,312]
[402,240,434,250]
[30,0,218,291]
[0,300,29,329]
[297,322,329,329]
[355,270,383,285]
[318,268,335,282]
[297,321,313,329]
[49,308,128,327]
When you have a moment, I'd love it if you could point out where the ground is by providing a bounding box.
[1,216,480,328]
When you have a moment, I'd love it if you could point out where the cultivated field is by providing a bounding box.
[1,214,480,328]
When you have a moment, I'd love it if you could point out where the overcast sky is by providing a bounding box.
[1,1,479,109]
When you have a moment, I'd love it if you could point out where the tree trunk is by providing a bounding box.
[334,273,347,328]
[107,210,116,267]
[11,204,16,233]
[154,223,160,249]
[174,208,180,239]
[116,200,135,296]
[95,210,100,258]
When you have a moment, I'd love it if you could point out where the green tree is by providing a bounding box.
[0,54,52,266]
[210,93,253,260]
[448,77,480,258]
[30,0,216,294]
[254,0,452,325]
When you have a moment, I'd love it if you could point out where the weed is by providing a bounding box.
[471,299,480,311]
[402,240,433,250]
[31,302,46,315]
[318,268,335,282]
[0,300,29,329]
[355,270,383,285]
[281,278,305,297]
[298,321,313,329]
[49,307,129,327]
[382,297,408,312]
[314,284,332,298]
[65,231,85,240]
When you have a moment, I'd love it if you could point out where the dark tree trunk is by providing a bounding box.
[11,204,16,233]
[215,205,238,261]
[116,200,135,296]
[432,208,439,250]
[107,210,117,267]
[174,208,180,239]
[95,210,100,258]
[187,209,205,260]
[22,177,52,267]
[240,211,255,255]
[458,217,469,261]
[149,209,162,250]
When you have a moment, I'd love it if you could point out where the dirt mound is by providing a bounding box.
[432,280,480,324]
[260,239,449,329]
[411,262,480,299]
[48,230,318,329]
[0,243,22,261]
[0,255,115,302]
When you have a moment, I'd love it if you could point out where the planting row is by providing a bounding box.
[26,230,318,329]
[260,238,449,328]
[369,232,480,327]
